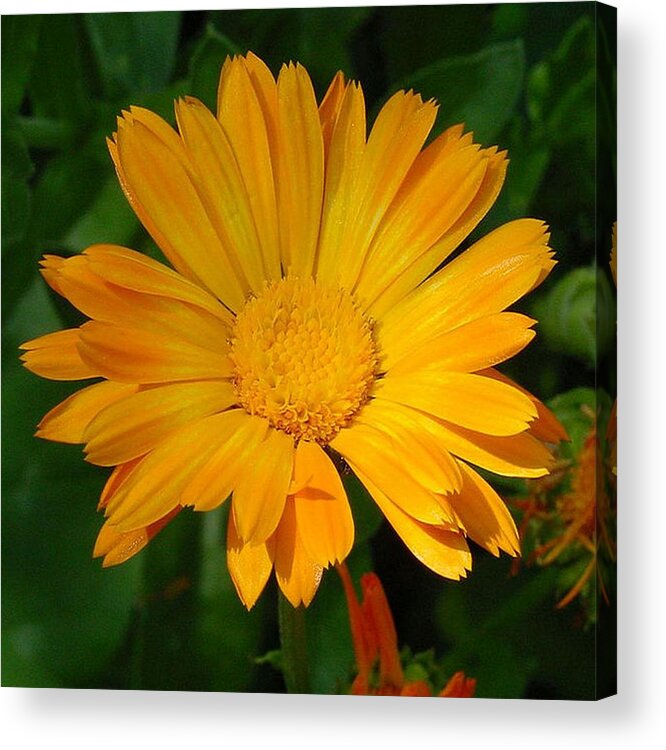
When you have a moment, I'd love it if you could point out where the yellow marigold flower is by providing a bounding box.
[338,564,476,697]
[20,52,564,609]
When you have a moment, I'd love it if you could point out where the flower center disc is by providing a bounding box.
[230,277,378,443]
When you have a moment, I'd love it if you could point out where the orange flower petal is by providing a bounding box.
[20,328,99,381]
[291,441,354,568]
[226,508,275,611]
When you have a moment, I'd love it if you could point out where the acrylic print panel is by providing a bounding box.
[2,2,616,698]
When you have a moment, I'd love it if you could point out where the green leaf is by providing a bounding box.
[1,121,34,250]
[27,15,93,129]
[84,11,183,98]
[1,15,42,117]
[381,4,491,82]
[188,24,240,111]
[397,41,526,144]
[527,16,595,148]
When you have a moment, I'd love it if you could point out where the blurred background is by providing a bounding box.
[2,3,616,697]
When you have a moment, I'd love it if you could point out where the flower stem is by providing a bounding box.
[278,591,310,694]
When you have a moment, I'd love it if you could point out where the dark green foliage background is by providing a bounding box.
[2,3,616,696]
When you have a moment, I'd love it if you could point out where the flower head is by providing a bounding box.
[20,52,564,609]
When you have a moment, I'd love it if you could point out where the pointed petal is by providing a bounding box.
[331,421,455,524]
[449,462,520,557]
[217,56,281,281]
[94,508,180,566]
[37,381,137,444]
[355,468,472,580]
[104,412,242,531]
[175,96,267,294]
[318,70,346,157]
[386,313,536,375]
[226,509,275,610]
[20,328,99,381]
[378,219,554,370]
[112,114,246,310]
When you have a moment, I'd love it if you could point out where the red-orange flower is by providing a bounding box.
[338,563,476,697]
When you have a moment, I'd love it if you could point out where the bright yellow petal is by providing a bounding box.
[356,135,491,309]
[20,328,99,381]
[182,412,268,511]
[37,381,137,444]
[337,90,438,290]
[82,245,233,325]
[331,421,455,525]
[77,321,232,384]
[375,371,537,437]
[386,313,536,375]
[226,508,275,610]
[231,427,294,544]
[104,412,241,531]
[46,253,231,351]
[112,114,246,310]
[355,469,472,580]
[84,380,236,465]
[217,56,281,282]
[368,146,508,316]
[275,63,324,277]
[377,218,554,371]
[292,441,354,568]
[449,462,520,557]
[316,81,366,283]
[274,497,323,608]
[353,398,462,495]
[175,96,267,294]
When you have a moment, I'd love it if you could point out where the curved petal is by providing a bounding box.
[37,381,137,444]
[356,131,494,309]
[292,441,354,568]
[111,113,246,310]
[84,380,236,465]
[368,146,508,317]
[274,497,324,608]
[375,371,537,437]
[226,509,275,610]
[318,70,346,157]
[20,328,99,381]
[377,219,554,371]
[231,427,294,544]
[353,398,462,495]
[217,55,281,281]
[44,253,231,352]
[77,321,232,384]
[82,245,233,325]
[355,468,472,580]
[331,421,455,525]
